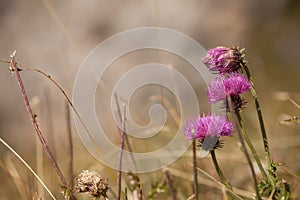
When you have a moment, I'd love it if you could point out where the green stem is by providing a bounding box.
[232,113,261,199]
[242,63,275,184]
[235,110,268,181]
[228,97,261,200]
[211,150,237,200]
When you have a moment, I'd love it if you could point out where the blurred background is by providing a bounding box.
[0,0,299,199]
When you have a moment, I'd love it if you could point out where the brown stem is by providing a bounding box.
[117,105,126,200]
[192,140,199,200]
[10,55,70,189]
[114,93,138,172]
[114,94,144,199]
[10,61,117,185]
[66,102,74,190]
[165,170,177,200]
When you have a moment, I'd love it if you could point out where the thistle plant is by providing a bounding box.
[191,45,293,199]
[0,45,293,199]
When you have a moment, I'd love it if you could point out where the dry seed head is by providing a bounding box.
[74,170,109,198]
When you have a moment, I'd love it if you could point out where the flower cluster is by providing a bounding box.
[184,46,251,148]
[205,46,251,109]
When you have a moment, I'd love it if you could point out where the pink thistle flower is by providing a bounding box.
[207,73,251,103]
[202,46,242,73]
[184,114,234,142]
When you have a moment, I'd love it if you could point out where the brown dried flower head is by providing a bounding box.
[74,170,110,198]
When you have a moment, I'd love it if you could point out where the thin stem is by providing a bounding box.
[138,177,144,200]
[194,167,244,200]
[115,94,144,200]
[242,63,275,183]
[235,110,268,181]
[44,88,56,191]
[228,97,261,200]
[108,188,117,199]
[234,110,261,199]
[192,140,199,200]
[234,111,261,199]
[66,102,74,190]
[210,150,230,189]
[10,54,71,190]
[0,138,56,200]
[117,105,126,200]
[7,61,117,185]
[211,150,237,200]
[114,93,138,172]
[44,88,56,160]
[165,170,177,200]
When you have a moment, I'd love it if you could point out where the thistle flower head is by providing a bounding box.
[202,46,242,73]
[207,73,251,103]
[184,114,234,142]
[74,170,109,198]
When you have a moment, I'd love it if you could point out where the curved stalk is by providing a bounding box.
[235,111,268,181]
[211,150,238,200]
[10,54,70,190]
[0,138,56,200]
[211,150,231,190]
[228,97,261,200]
[242,63,275,184]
